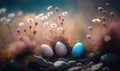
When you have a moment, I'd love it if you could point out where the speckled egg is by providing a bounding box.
[71,42,84,59]
[40,44,54,58]
[101,53,119,63]
[55,41,67,57]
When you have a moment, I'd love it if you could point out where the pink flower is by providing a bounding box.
[35,22,38,26]
[55,7,59,12]
[102,10,107,15]
[88,26,93,31]
[33,30,37,35]
[17,28,20,34]
[98,7,104,11]
[29,25,32,29]
[106,2,111,7]
[110,12,115,17]
[23,28,26,32]
[101,16,106,21]
[86,35,91,40]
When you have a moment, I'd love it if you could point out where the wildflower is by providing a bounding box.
[57,27,63,31]
[106,2,111,7]
[86,34,91,40]
[110,12,115,17]
[33,30,37,35]
[47,6,52,10]
[102,10,107,15]
[88,26,93,31]
[43,22,48,27]
[8,13,15,18]
[51,24,57,28]
[62,12,68,16]
[41,15,48,20]
[38,13,44,18]
[0,8,6,14]
[27,18,33,23]
[35,22,38,26]
[98,7,104,11]
[101,17,106,21]
[47,11,53,16]
[23,28,26,32]
[29,25,32,29]
[58,15,61,19]
[104,35,111,42]
[17,11,23,16]
[92,18,101,23]
[55,7,59,12]
[18,22,24,26]
[17,28,20,34]
[62,18,64,22]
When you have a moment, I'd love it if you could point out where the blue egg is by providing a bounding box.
[101,53,119,63]
[71,42,84,58]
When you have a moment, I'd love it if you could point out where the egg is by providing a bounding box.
[71,42,84,59]
[40,44,54,58]
[55,41,67,57]
[100,53,119,63]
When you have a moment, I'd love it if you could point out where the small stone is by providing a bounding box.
[68,60,76,66]
[57,58,69,62]
[91,63,103,71]
[53,61,70,71]
[76,62,82,66]
[67,66,82,71]
[32,55,49,68]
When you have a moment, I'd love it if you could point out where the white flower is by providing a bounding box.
[104,35,111,42]
[47,6,52,10]
[0,17,11,24]
[17,11,23,16]
[8,13,15,18]
[18,22,24,26]
[0,17,6,23]
[47,11,53,16]
[92,18,101,23]
[27,18,33,23]
[0,8,6,14]
[57,27,63,31]
[35,16,39,20]
[41,15,48,20]
[43,22,48,27]
[38,13,44,18]
[51,24,57,28]
[62,12,68,16]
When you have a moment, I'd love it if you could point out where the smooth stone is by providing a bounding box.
[76,62,82,66]
[91,63,103,71]
[53,61,70,71]
[57,58,69,62]
[40,44,54,58]
[101,53,119,63]
[55,41,67,57]
[71,42,84,59]
[68,60,76,66]
[67,66,82,71]
[32,55,49,68]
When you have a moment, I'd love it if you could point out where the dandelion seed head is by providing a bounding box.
[41,15,48,20]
